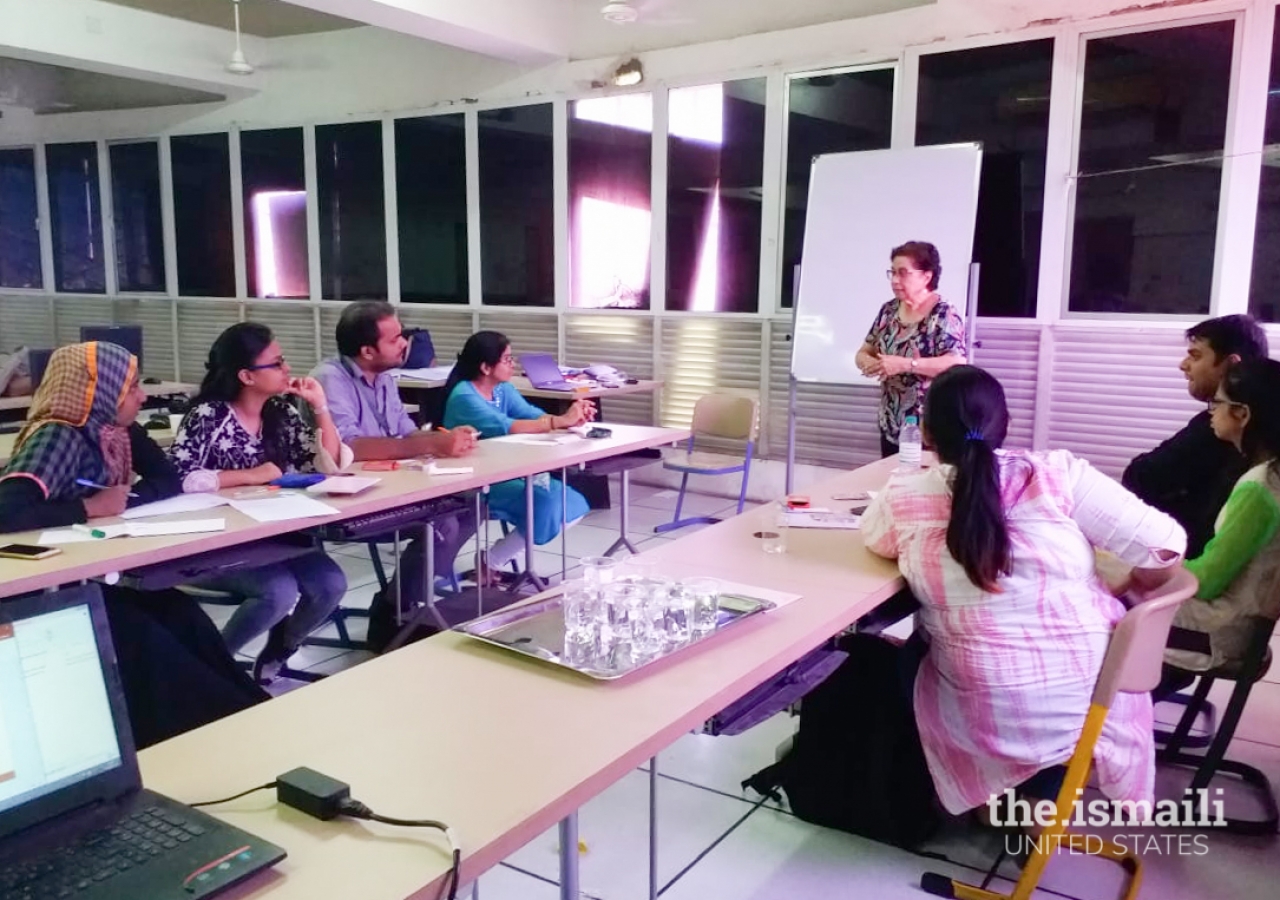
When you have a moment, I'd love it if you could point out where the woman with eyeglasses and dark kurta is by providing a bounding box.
[169,322,351,683]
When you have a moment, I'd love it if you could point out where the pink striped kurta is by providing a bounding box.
[861,450,1186,814]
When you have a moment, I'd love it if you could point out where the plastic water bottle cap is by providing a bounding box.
[905,415,918,426]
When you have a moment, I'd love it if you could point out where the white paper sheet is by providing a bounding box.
[38,519,226,543]
[306,476,381,495]
[125,518,225,537]
[392,365,454,382]
[228,495,340,523]
[426,463,473,476]
[782,510,861,530]
[120,494,229,519]
[490,434,579,446]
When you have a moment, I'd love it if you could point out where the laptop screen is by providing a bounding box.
[0,604,122,816]
[519,354,565,386]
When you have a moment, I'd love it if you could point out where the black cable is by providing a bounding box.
[188,782,279,808]
[338,799,461,900]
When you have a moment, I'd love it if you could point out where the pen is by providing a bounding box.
[75,478,139,499]
[72,524,108,539]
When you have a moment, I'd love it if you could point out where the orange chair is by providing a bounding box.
[921,568,1198,900]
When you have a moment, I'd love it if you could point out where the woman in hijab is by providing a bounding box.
[0,341,267,748]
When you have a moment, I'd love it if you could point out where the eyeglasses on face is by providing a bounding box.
[1207,397,1245,412]
[498,354,515,365]
[246,357,287,371]
[886,268,925,280]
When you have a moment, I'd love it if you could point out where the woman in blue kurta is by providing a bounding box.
[443,332,594,581]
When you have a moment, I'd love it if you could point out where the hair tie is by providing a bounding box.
[965,429,984,442]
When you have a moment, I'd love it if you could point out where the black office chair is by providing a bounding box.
[1158,614,1280,835]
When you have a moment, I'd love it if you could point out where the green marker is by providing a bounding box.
[72,524,108,539]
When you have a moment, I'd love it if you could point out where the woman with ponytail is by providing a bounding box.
[862,365,1186,818]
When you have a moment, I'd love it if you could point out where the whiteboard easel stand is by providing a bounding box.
[783,261,980,494]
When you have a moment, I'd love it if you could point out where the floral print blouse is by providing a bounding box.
[864,297,967,442]
[169,398,320,492]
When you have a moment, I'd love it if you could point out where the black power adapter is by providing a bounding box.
[275,767,352,821]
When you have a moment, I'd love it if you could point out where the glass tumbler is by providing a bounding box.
[683,577,722,636]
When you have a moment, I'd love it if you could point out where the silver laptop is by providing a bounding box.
[0,585,285,899]
[519,353,577,392]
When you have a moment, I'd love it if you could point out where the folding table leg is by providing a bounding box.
[649,756,658,900]
[604,469,641,557]
[559,814,580,900]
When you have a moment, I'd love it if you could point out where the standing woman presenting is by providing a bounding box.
[856,241,968,458]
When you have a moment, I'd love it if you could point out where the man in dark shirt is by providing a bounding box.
[1122,315,1270,558]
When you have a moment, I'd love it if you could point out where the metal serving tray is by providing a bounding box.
[458,591,776,680]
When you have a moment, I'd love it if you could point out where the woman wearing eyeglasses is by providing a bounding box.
[855,241,968,458]
[168,322,350,682]
[1164,357,1280,675]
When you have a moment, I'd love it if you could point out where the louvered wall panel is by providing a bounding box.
[0,295,55,351]
[661,318,762,454]
[973,322,1039,450]
[564,313,655,426]
[1046,325,1200,477]
[395,307,475,365]
[477,311,559,360]
[177,301,240,383]
[247,302,318,373]
[112,298,177,380]
[53,296,114,347]
[765,322,880,466]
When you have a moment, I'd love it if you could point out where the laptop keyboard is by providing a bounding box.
[0,805,206,899]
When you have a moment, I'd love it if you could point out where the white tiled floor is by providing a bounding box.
[201,480,1280,900]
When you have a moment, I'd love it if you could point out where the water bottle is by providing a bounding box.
[898,415,922,471]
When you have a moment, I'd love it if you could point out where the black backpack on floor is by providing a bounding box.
[743,632,943,849]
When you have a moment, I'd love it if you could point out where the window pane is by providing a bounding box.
[242,128,308,299]
[47,142,105,293]
[667,80,766,314]
[172,133,235,297]
[570,95,652,309]
[1069,22,1235,314]
[917,40,1054,318]
[396,114,467,304]
[1250,9,1280,322]
[317,121,387,300]
[0,148,41,289]
[782,68,895,307]
[109,142,165,293]
[478,104,554,307]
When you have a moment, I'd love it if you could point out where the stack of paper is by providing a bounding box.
[392,365,454,382]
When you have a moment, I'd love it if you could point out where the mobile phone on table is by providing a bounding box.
[0,544,62,561]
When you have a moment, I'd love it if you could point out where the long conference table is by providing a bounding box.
[0,424,689,598]
[128,456,906,900]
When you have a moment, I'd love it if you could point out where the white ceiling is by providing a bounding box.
[0,57,224,114]
[565,0,933,59]
[101,0,360,37]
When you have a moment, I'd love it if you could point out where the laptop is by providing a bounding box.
[519,353,577,392]
[0,585,285,899]
[79,326,143,375]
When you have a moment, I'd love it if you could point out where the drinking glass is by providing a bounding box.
[561,586,598,642]
[683,577,722,636]
[760,507,788,554]
[581,555,618,588]
[663,582,696,645]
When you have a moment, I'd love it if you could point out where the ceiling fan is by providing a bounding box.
[226,0,254,75]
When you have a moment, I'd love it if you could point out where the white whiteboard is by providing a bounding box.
[790,144,982,385]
